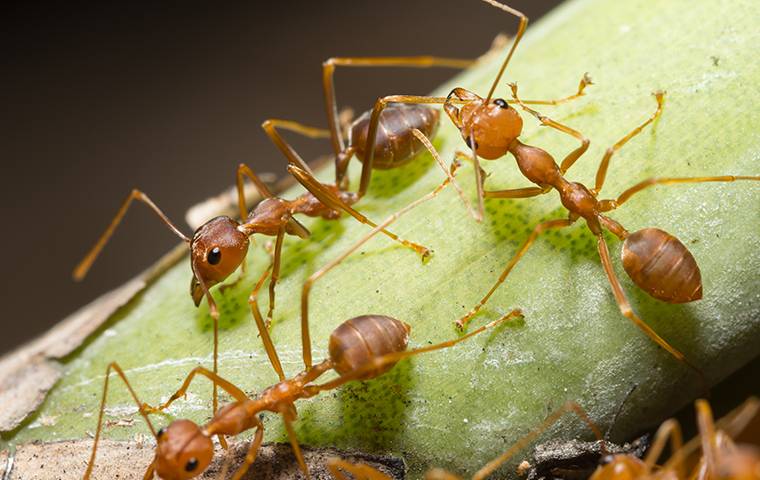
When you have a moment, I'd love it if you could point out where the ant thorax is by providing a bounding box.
[245,197,293,236]
[509,141,561,185]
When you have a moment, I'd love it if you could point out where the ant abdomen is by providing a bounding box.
[621,228,703,303]
[350,104,439,169]
[328,315,411,379]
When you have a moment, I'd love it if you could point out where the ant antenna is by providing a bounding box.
[481,0,528,102]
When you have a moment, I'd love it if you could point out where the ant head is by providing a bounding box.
[591,455,646,480]
[190,216,249,305]
[458,97,522,160]
[154,420,213,480]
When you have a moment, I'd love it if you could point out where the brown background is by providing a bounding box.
[0,1,561,355]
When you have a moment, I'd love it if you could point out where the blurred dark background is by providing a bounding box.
[0,0,561,355]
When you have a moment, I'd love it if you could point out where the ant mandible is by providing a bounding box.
[82,169,520,479]
[359,0,759,380]
[72,140,444,429]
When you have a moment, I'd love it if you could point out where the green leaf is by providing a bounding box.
[4,0,759,477]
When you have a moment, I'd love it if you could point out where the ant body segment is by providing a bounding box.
[82,168,520,479]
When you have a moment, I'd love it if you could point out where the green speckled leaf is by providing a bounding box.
[5,0,759,478]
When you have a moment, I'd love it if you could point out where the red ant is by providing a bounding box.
[72,136,455,431]
[259,11,504,213]
[82,171,521,479]
[361,0,593,221]
[358,0,760,380]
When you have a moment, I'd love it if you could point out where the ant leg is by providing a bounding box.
[282,414,310,479]
[593,91,665,195]
[84,362,158,480]
[595,233,705,383]
[142,463,156,480]
[306,309,523,394]
[286,164,432,261]
[469,130,487,222]
[519,73,594,106]
[73,189,190,281]
[142,366,248,414]
[264,227,286,328]
[299,163,461,369]
[470,401,602,480]
[225,162,271,283]
[598,175,760,212]
[190,263,223,422]
[509,83,590,175]
[455,148,549,200]
[412,128,479,220]
[442,89,488,220]
[236,163,276,220]
[457,218,575,330]
[484,186,550,198]
[479,0,528,102]
[261,119,332,177]
[248,266,286,381]
[322,56,474,178]
[326,458,393,480]
[229,422,265,480]
[642,418,685,479]
[696,399,719,480]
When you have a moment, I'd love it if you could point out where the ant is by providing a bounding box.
[361,0,594,221]
[82,171,521,479]
[448,86,758,381]
[72,145,446,431]
[358,0,760,378]
[261,5,535,212]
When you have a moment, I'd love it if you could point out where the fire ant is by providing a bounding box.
[82,171,521,479]
[72,139,451,430]
[361,0,594,221]
[259,12,493,209]
[447,86,758,381]
[358,0,759,379]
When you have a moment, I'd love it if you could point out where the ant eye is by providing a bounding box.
[185,458,199,472]
[600,454,615,465]
[156,427,165,438]
[494,98,509,109]
[464,136,479,150]
[207,247,221,265]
